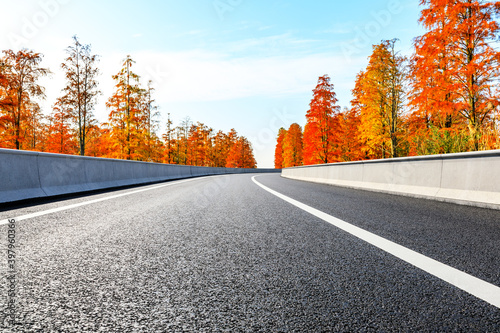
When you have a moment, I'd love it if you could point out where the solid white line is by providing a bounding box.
[252,175,500,309]
[0,177,208,226]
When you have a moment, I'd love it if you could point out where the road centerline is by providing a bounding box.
[252,175,500,309]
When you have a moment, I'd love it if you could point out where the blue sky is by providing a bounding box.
[1,0,425,167]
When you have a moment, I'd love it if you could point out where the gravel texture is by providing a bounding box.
[0,173,499,332]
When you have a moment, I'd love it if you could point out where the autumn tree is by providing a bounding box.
[24,102,47,151]
[141,80,160,161]
[46,98,77,154]
[0,49,50,149]
[282,123,303,168]
[187,122,212,166]
[107,55,145,160]
[211,130,226,167]
[353,40,407,159]
[226,136,256,168]
[409,1,458,137]
[187,123,200,166]
[338,107,365,161]
[86,125,113,158]
[60,36,100,156]
[199,123,213,166]
[411,0,500,151]
[303,75,341,165]
[274,127,286,169]
[163,113,175,164]
[175,117,192,164]
[0,60,9,141]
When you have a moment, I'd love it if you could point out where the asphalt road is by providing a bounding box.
[0,173,499,332]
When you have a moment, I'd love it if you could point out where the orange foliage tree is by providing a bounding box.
[274,127,286,169]
[210,130,231,167]
[106,55,146,160]
[0,60,9,141]
[23,102,46,151]
[85,126,113,157]
[410,0,500,151]
[162,113,176,164]
[0,49,50,150]
[353,40,407,159]
[226,136,257,168]
[141,80,161,162]
[282,123,303,167]
[338,107,365,161]
[45,98,77,154]
[187,122,213,166]
[303,74,341,165]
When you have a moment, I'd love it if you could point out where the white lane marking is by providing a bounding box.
[0,177,210,226]
[252,175,500,309]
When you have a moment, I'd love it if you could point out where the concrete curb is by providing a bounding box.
[281,150,500,210]
[0,148,280,204]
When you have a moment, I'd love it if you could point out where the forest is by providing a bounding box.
[275,0,500,168]
[0,37,257,169]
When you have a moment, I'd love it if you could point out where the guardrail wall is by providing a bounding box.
[0,148,279,204]
[281,150,500,210]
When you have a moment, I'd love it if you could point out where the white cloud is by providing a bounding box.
[131,49,366,104]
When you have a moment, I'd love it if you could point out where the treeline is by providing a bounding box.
[276,0,500,168]
[0,37,256,168]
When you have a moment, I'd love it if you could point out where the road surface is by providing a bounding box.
[1,173,499,332]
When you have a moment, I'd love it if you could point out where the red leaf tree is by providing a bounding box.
[410,0,500,151]
[274,127,286,169]
[282,123,303,168]
[303,75,341,165]
[0,49,50,150]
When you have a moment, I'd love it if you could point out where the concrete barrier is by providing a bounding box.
[0,150,45,203]
[0,148,279,204]
[282,150,500,210]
